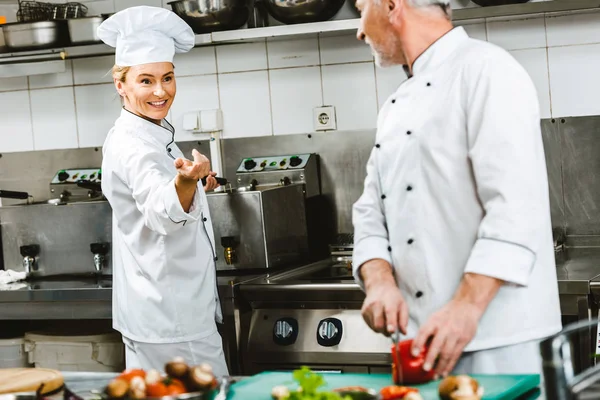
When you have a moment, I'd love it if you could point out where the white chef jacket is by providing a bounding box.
[102,108,222,344]
[352,27,562,352]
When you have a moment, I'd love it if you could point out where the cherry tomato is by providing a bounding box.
[391,339,436,384]
[118,369,146,383]
[380,385,419,400]
[147,377,187,397]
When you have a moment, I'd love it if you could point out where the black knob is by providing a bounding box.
[279,160,286,167]
[273,318,298,346]
[98,172,102,180]
[90,242,109,255]
[290,156,302,167]
[317,318,343,347]
[20,244,40,257]
[221,236,236,248]
[58,171,69,182]
[244,159,257,170]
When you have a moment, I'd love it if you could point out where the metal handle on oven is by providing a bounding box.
[541,319,600,400]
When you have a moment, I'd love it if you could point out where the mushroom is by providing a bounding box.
[145,369,162,385]
[439,375,484,400]
[165,358,190,379]
[188,365,216,391]
[271,385,290,399]
[129,376,147,399]
[405,392,424,400]
[105,378,129,399]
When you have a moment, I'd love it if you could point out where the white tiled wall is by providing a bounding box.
[1,9,600,153]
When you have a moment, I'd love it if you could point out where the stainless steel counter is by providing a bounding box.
[0,249,598,319]
[0,274,265,320]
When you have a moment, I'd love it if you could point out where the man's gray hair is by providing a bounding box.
[407,0,452,18]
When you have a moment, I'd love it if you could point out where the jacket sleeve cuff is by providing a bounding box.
[464,238,536,286]
[352,236,393,290]
[163,178,202,225]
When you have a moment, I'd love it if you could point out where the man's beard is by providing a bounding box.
[367,37,400,68]
[372,47,396,68]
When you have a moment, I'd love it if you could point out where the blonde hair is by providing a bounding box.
[112,65,131,83]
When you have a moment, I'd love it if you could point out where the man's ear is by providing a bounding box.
[388,0,404,23]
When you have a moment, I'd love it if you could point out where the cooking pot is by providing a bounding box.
[1,20,67,50]
[67,16,105,45]
[471,0,530,6]
[262,0,345,24]
[168,0,249,34]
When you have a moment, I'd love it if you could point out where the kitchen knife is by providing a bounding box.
[392,327,403,386]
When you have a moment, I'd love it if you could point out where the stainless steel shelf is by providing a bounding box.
[0,0,599,66]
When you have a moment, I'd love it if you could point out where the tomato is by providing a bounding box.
[380,385,419,400]
[118,369,146,383]
[147,378,187,397]
[391,339,436,385]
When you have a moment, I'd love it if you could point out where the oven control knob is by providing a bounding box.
[244,159,257,171]
[290,156,302,167]
[57,170,69,182]
[317,318,343,347]
[273,318,298,346]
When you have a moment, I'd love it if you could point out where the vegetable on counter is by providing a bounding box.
[380,385,423,400]
[104,357,218,399]
[270,366,422,400]
[438,375,483,400]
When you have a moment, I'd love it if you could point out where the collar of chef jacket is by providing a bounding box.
[116,107,175,150]
[406,26,469,78]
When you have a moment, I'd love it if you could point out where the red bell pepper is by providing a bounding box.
[391,339,436,385]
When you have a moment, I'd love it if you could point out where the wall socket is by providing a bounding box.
[313,106,337,131]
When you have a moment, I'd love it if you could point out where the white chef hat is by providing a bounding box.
[97,6,195,67]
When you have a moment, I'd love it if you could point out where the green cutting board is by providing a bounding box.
[227,372,541,400]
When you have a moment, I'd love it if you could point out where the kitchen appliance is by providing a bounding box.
[167,0,249,34]
[211,153,329,375]
[0,167,111,278]
[207,153,327,271]
[238,233,393,374]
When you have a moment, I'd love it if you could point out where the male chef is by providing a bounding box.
[352,0,562,376]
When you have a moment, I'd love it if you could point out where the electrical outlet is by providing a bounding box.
[313,106,337,131]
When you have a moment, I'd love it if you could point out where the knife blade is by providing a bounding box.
[392,327,403,386]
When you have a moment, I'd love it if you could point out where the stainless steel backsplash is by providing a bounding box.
[0,116,597,238]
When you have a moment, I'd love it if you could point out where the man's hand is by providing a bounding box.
[174,149,210,182]
[411,273,503,377]
[360,259,409,336]
[411,299,480,377]
[204,171,219,192]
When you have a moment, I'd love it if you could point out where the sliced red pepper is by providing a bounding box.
[380,385,419,400]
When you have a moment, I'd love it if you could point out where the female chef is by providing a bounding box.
[96,6,228,376]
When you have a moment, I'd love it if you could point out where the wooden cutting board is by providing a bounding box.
[0,368,64,395]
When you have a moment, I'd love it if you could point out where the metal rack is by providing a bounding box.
[16,0,87,22]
